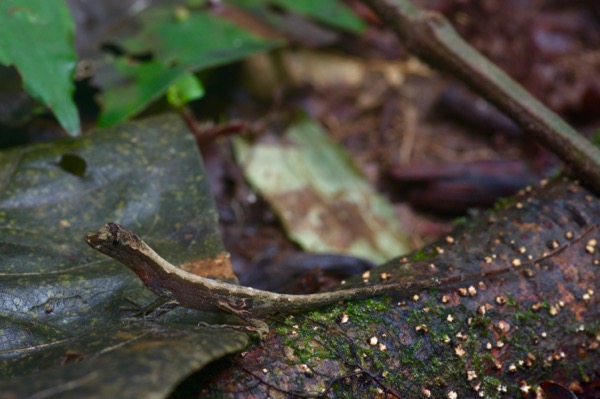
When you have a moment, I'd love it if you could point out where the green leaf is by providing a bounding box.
[0,114,248,397]
[234,114,411,264]
[96,6,279,127]
[166,72,205,108]
[0,1,80,136]
[227,0,365,34]
[270,0,365,33]
[96,60,184,127]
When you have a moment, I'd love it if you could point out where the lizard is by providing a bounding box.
[85,222,594,335]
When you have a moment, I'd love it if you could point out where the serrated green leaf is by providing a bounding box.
[0,0,80,136]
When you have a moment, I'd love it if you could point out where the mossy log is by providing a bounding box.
[194,178,599,398]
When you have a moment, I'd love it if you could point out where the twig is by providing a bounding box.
[361,0,600,193]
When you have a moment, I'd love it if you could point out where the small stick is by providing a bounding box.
[361,0,600,192]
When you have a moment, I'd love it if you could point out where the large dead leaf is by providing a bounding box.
[234,114,411,263]
[0,114,247,397]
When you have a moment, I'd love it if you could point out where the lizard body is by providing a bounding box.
[85,223,590,319]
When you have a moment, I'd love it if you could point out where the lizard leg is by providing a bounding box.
[122,296,179,318]
[144,298,179,318]
[211,300,270,340]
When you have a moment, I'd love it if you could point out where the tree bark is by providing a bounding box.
[192,178,599,398]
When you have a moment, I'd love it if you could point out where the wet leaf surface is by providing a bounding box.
[0,114,247,397]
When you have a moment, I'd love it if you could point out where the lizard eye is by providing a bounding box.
[112,239,120,247]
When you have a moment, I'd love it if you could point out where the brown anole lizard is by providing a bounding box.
[85,223,594,334]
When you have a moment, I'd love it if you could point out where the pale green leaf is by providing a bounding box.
[235,115,410,263]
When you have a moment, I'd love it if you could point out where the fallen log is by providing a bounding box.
[194,178,599,398]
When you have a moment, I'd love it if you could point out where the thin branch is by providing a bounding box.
[362,0,600,193]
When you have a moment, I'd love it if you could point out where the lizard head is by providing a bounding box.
[84,223,144,261]
[85,223,166,289]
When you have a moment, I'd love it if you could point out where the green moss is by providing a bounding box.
[273,281,594,398]
[590,129,600,148]
[276,297,395,368]
[493,196,516,212]
[452,216,468,227]
[513,308,543,325]
[411,248,434,261]
[505,294,518,307]
[481,376,504,394]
